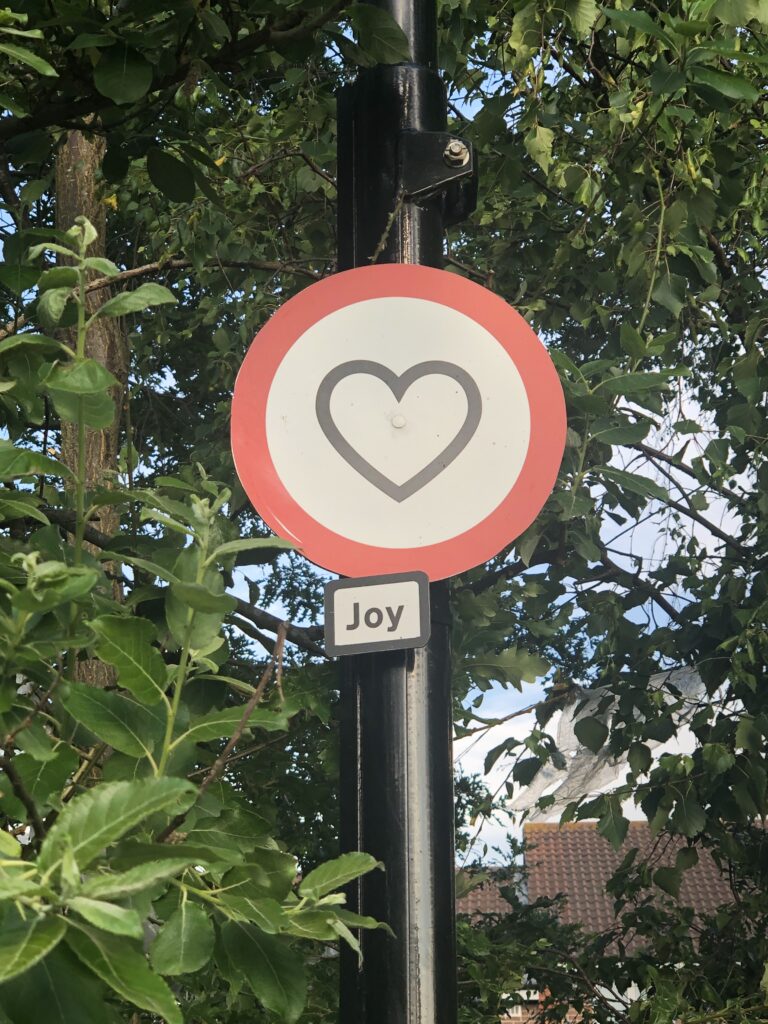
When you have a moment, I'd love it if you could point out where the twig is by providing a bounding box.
[444,254,492,284]
[0,752,46,840]
[299,152,337,189]
[231,614,277,655]
[155,625,287,843]
[199,624,286,799]
[369,190,405,263]
[3,673,62,748]
[185,732,286,778]
[599,548,684,625]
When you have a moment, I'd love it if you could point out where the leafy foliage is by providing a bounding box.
[0,0,767,1022]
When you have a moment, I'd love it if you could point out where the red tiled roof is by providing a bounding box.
[524,821,732,934]
[457,876,514,917]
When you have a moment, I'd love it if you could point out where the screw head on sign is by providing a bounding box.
[443,139,470,167]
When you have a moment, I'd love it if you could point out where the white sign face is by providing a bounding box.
[324,572,430,656]
[265,297,530,549]
[231,264,566,580]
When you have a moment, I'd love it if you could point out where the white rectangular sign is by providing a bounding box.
[324,572,431,656]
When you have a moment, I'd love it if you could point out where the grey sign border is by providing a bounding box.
[315,359,482,503]
[324,571,431,657]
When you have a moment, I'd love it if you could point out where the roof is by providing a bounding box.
[456,875,515,917]
[524,821,732,934]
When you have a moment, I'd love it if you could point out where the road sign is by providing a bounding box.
[324,572,430,656]
[231,264,566,580]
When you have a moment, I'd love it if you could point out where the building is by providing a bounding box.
[457,821,733,1022]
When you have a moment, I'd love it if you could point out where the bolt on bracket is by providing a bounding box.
[398,131,478,225]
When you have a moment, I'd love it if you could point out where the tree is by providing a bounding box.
[0,0,766,1022]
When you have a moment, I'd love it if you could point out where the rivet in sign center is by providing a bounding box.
[391,414,407,429]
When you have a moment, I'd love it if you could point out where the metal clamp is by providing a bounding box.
[398,131,478,226]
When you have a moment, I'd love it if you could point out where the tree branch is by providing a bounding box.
[598,547,684,625]
[234,599,326,657]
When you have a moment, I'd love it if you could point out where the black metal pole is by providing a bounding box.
[336,1,461,1021]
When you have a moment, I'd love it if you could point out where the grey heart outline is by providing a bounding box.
[315,359,482,503]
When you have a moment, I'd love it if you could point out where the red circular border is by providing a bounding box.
[231,265,565,580]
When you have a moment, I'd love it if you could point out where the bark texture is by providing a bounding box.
[56,130,128,686]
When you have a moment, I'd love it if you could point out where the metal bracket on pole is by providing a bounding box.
[398,131,478,225]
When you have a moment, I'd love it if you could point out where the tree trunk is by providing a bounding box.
[56,130,128,686]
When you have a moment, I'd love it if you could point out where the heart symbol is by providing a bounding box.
[315,359,482,502]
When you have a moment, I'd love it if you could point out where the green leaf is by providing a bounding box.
[712,0,768,27]
[0,945,114,1024]
[0,443,71,479]
[299,852,381,900]
[0,495,50,525]
[216,894,286,933]
[209,536,293,563]
[39,778,196,874]
[96,282,176,319]
[81,257,120,277]
[690,66,759,103]
[0,333,63,356]
[602,8,671,42]
[36,286,72,331]
[566,0,598,36]
[0,42,57,76]
[37,267,78,292]
[347,5,411,64]
[93,46,152,104]
[524,124,554,173]
[513,756,541,785]
[170,581,237,614]
[68,898,144,939]
[594,420,650,445]
[619,322,647,359]
[146,148,196,203]
[45,358,117,394]
[81,860,193,899]
[0,916,66,983]
[600,466,669,503]
[166,549,229,648]
[652,272,686,317]
[653,865,682,897]
[597,795,629,850]
[174,705,289,748]
[573,715,609,753]
[736,715,762,752]
[150,902,214,975]
[89,615,167,705]
[11,749,76,812]
[62,686,165,759]
[45,380,116,426]
[0,263,41,293]
[221,922,306,1023]
[670,784,706,837]
[66,925,181,1024]
[0,830,20,857]
[702,743,735,776]
[628,741,652,775]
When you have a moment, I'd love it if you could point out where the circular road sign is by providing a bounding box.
[231,264,566,581]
